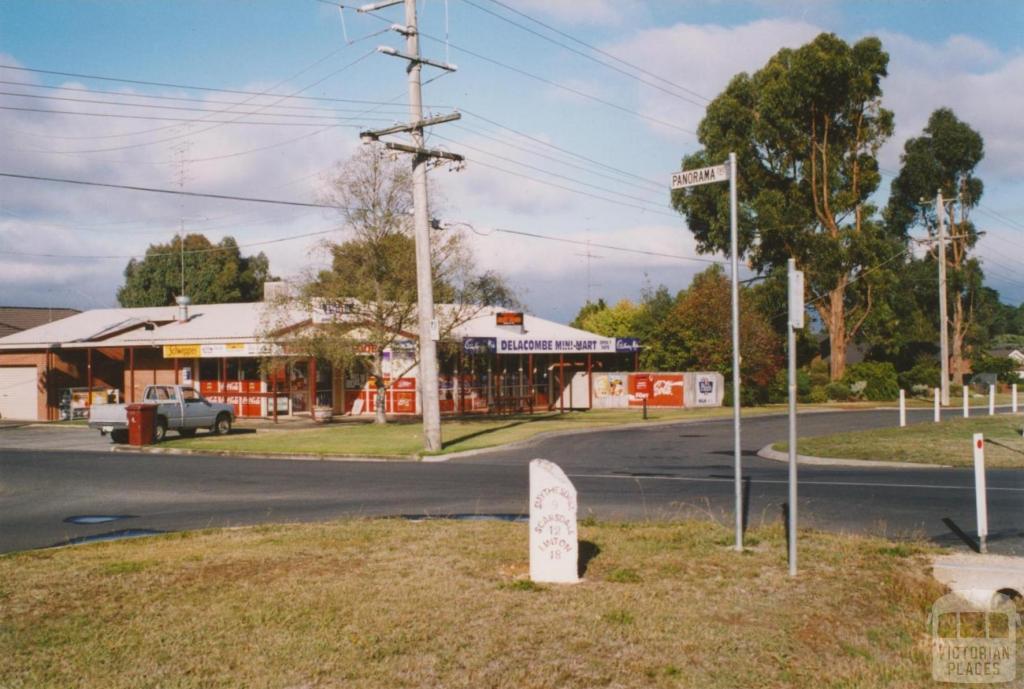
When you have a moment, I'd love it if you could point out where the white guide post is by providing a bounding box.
[972,434,988,554]
[934,387,941,423]
[989,384,996,416]
[899,389,907,428]
[963,386,970,418]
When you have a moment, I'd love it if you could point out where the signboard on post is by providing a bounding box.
[671,164,729,189]
[788,267,805,329]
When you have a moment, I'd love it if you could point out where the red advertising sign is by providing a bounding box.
[628,373,684,408]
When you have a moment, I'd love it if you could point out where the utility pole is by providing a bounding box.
[937,189,950,406]
[359,0,462,453]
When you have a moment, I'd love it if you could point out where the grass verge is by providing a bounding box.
[0,519,948,689]
[775,414,1024,467]
[159,406,785,458]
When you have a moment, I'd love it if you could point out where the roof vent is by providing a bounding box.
[175,295,191,323]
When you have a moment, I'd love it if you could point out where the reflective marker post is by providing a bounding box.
[672,154,742,550]
[973,433,988,554]
[787,258,804,576]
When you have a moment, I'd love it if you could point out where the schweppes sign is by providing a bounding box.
[163,344,201,358]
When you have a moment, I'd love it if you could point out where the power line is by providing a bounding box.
[0,226,344,261]
[0,103,381,127]
[0,171,348,209]
[0,63,429,109]
[466,158,679,219]
[431,132,668,210]
[479,0,711,104]
[486,226,725,265]
[461,0,707,108]
[0,88,404,120]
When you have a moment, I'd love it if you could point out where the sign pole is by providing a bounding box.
[670,154,741,551]
[728,152,743,552]
[787,258,804,577]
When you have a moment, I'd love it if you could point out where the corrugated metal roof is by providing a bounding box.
[0,301,612,351]
[0,306,80,338]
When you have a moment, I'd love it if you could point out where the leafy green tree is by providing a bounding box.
[569,299,607,330]
[652,266,782,398]
[117,234,271,307]
[571,299,641,338]
[885,108,985,383]
[672,33,896,381]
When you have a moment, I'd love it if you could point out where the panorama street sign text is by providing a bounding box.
[671,164,729,189]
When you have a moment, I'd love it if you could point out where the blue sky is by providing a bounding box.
[0,0,1022,320]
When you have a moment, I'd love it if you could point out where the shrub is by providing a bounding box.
[842,361,899,401]
[972,354,1020,385]
[807,359,830,388]
[825,382,851,401]
[807,386,828,404]
[898,361,940,390]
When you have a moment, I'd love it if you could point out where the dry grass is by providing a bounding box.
[0,519,954,688]
[777,414,1024,468]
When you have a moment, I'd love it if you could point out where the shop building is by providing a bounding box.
[0,298,722,421]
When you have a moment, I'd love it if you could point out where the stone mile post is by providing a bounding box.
[529,459,580,584]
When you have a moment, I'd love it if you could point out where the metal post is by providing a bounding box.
[729,152,743,552]
[129,347,135,403]
[787,258,799,577]
[587,353,593,410]
[937,190,950,406]
[86,348,93,408]
[558,353,565,414]
[934,387,940,423]
[899,389,906,428]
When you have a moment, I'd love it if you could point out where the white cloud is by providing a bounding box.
[877,31,1024,181]
[502,0,643,27]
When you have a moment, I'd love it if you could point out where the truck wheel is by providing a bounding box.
[213,413,231,436]
[154,417,168,443]
[110,429,128,444]
[178,428,197,438]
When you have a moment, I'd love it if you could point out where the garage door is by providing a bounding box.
[0,367,38,420]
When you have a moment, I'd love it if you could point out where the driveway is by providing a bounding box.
[0,424,115,453]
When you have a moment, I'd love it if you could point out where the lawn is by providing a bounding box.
[0,519,949,689]
[159,406,786,458]
[775,414,1024,468]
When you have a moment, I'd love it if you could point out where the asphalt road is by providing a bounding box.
[1,407,1022,554]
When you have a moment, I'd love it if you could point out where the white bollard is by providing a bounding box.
[963,386,970,418]
[973,433,988,554]
[1014,383,1018,414]
[934,387,941,423]
[899,389,907,428]
[989,384,996,416]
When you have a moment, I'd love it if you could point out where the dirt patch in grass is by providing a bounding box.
[0,519,952,688]
[776,414,1024,467]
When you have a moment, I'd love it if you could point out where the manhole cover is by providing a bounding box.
[64,515,135,525]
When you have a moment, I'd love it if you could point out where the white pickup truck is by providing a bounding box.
[88,384,235,443]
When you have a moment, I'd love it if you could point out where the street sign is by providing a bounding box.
[671,164,729,189]
[788,267,805,329]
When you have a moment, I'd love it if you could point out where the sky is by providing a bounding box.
[0,0,1022,322]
